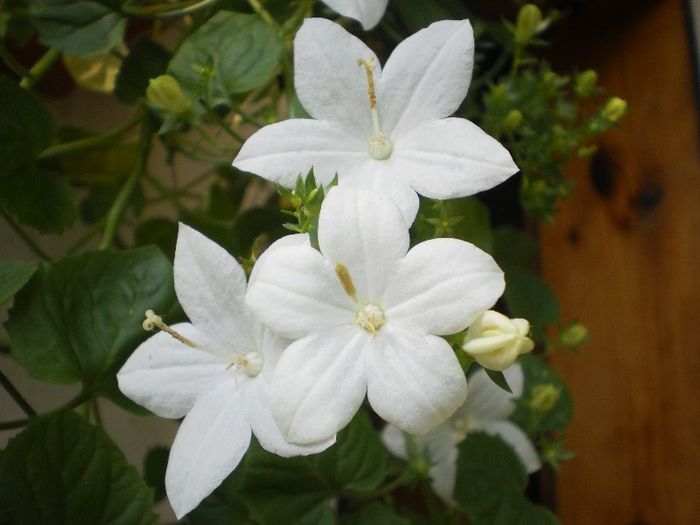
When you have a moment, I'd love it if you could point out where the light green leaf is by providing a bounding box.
[0,260,37,306]
[115,38,171,105]
[6,247,176,394]
[0,76,56,178]
[0,165,78,234]
[169,12,282,106]
[0,411,157,524]
[29,0,124,57]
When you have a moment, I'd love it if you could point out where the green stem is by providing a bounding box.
[145,174,189,212]
[206,107,245,142]
[0,391,90,430]
[247,0,279,28]
[0,41,30,78]
[20,48,61,90]
[99,118,153,250]
[0,209,50,261]
[38,110,143,161]
[122,0,218,19]
[64,219,106,256]
[91,399,103,426]
[0,369,36,417]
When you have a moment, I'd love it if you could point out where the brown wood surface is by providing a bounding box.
[540,1,700,523]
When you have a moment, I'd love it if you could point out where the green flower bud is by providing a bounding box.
[146,75,190,115]
[602,97,627,123]
[529,384,560,413]
[502,109,523,132]
[515,4,543,45]
[575,69,598,97]
[560,322,589,346]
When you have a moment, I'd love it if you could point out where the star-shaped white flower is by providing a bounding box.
[321,0,390,30]
[245,187,505,445]
[233,18,518,224]
[117,224,332,519]
[382,364,541,503]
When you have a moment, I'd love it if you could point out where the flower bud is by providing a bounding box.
[502,109,523,132]
[529,384,560,412]
[462,310,535,371]
[602,97,627,123]
[575,69,598,97]
[515,4,543,45]
[560,322,589,346]
[146,75,190,114]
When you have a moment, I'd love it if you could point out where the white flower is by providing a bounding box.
[233,18,518,225]
[245,187,505,445]
[382,364,541,502]
[321,0,390,30]
[462,310,535,371]
[117,224,333,519]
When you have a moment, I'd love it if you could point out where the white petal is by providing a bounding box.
[165,381,251,518]
[338,164,420,225]
[381,425,409,460]
[232,119,366,187]
[322,0,390,30]
[294,18,380,137]
[480,420,541,474]
[461,365,523,422]
[379,20,474,136]
[245,242,355,339]
[117,323,230,419]
[270,326,369,444]
[425,428,459,503]
[393,118,518,200]
[383,238,504,336]
[245,380,335,457]
[318,187,409,301]
[366,325,467,434]
[174,223,255,351]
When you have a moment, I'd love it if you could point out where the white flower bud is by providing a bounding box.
[462,310,535,371]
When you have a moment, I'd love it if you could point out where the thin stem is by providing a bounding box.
[99,117,153,250]
[38,110,143,160]
[145,174,189,212]
[0,369,36,417]
[64,219,105,256]
[122,0,218,19]
[91,399,103,426]
[0,41,30,78]
[0,391,90,430]
[247,0,279,28]
[20,48,61,89]
[206,107,245,142]
[0,209,50,261]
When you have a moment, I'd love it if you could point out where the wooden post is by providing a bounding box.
[541,1,700,523]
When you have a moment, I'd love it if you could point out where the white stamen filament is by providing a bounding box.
[357,57,393,160]
[334,264,386,335]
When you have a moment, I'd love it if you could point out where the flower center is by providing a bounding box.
[357,57,393,160]
[142,310,263,377]
[335,263,386,335]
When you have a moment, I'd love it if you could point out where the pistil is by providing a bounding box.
[357,57,393,160]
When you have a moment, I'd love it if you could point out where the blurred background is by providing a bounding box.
[2,1,699,524]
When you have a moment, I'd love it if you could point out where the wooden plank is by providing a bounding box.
[540,2,700,523]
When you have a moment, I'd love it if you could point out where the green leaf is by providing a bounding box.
[0,260,36,306]
[454,432,528,521]
[134,218,178,260]
[6,247,176,394]
[0,410,157,524]
[493,227,539,269]
[339,502,410,525]
[169,12,282,106]
[185,465,249,524]
[231,207,286,256]
[484,368,513,393]
[143,446,169,503]
[0,165,78,233]
[510,354,573,434]
[503,266,559,341]
[493,498,561,525]
[115,38,171,104]
[0,76,56,178]
[29,0,125,57]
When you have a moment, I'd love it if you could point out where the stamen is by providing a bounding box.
[142,310,199,349]
[357,57,393,160]
[225,351,263,377]
[355,304,386,336]
[335,263,358,302]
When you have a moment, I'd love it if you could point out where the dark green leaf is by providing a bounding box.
[7,247,176,394]
[339,502,410,525]
[185,464,249,524]
[493,227,538,269]
[503,266,558,341]
[510,354,573,434]
[0,411,157,524]
[493,498,560,525]
[29,0,124,57]
[169,12,282,106]
[0,165,78,233]
[485,368,513,393]
[143,446,169,503]
[0,76,55,178]
[135,218,178,259]
[231,207,286,256]
[116,38,171,104]
[0,260,36,306]
[454,432,528,521]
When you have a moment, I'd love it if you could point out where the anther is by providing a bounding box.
[142,309,198,349]
[335,263,358,302]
